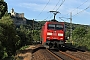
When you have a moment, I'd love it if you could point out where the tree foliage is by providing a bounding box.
[0,0,7,19]
[72,26,90,50]
[0,15,21,59]
[16,25,33,46]
[33,30,40,41]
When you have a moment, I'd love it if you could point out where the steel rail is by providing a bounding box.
[59,51,81,60]
[46,49,62,60]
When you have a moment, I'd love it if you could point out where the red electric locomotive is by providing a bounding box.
[41,20,66,48]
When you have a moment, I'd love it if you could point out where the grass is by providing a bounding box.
[19,45,30,50]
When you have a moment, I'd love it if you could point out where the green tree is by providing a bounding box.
[16,25,33,46]
[0,15,20,59]
[0,0,7,19]
[33,30,40,41]
[84,27,90,50]
[72,26,87,46]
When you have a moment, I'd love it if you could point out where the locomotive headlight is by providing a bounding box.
[47,32,52,35]
[58,33,63,36]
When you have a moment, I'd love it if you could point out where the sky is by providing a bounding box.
[4,0,90,25]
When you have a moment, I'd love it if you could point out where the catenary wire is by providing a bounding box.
[73,5,90,17]
[59,0,89,23]
[44,0,61,20]
[49,0,65,20]
[65,0,88,16]
[53,0,61,10]
[36,0,50,19]
[45,0,65,20]
[56,0,65,11]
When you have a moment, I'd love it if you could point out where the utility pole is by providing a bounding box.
[33,19,34,38]
[49,11,60,21]
[59,12,72,43]
[70,12,72,44]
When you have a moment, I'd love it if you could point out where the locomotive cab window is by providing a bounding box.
[48,24,63,30]
[48,24,55,29]
[56,24,63,30]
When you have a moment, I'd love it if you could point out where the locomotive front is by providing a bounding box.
[41,21,65,48]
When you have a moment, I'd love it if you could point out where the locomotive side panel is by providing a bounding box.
[41,23,47,45]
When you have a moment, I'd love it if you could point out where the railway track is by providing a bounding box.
[61,45,90,60]
[46,49,81,60]
[31,44,90,60]
[46,49,62,60]
[66,51,90,60]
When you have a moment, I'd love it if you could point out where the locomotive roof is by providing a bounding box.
[45,21,65,24]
